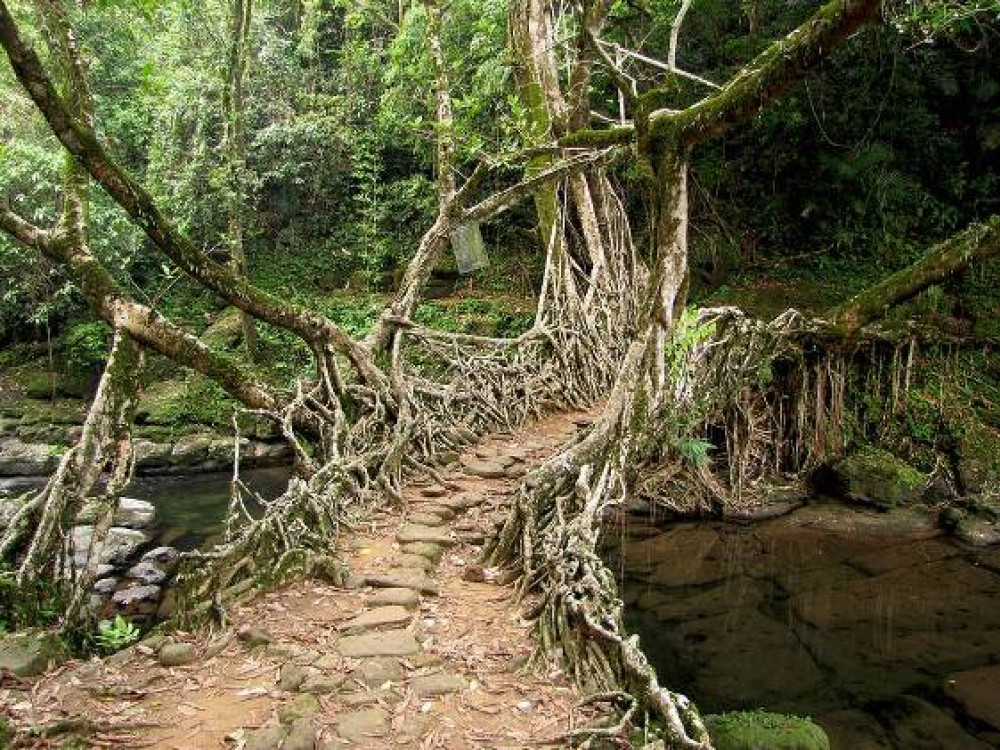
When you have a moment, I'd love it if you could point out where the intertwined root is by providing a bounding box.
[487,308,925,744]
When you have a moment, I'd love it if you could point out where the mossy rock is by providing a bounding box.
[705,711,830,750]
[954,421,1000,496]
[828,450,927,509]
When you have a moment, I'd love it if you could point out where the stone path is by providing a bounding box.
[7,410,605,748]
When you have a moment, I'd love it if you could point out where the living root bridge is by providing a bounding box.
[486,306,935,746]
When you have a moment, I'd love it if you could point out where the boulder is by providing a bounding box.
[158,641,198,667]
[245,725,286,750]
[705,711,830,750]
[825,452,927,509]
[364,571,439,595]
[0,629,68,677]
[876,695,992,749]
[93,577,118,595]
[114,498,156,529]
[141,546,180,565]
[283,718,316,750]
[396,524,455,547]
[112,584,162,616]
[0,439,57,476]
[68,525,148,568]
[125,561,167,586]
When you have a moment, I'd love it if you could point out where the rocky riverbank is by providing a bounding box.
[0,432,290,478]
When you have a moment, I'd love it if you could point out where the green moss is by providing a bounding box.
[705,711,830,750]
[835,449,927,508]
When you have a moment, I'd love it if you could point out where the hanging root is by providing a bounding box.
[0,325,142,632]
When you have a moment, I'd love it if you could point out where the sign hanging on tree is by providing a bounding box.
[450,221,489,275]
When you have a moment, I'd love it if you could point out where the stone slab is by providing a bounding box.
[396,524,455,547]
[365,571,439,595]
[340,606,413,633]
[337,630,421,658]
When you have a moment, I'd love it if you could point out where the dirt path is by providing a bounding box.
[8,409,604,748]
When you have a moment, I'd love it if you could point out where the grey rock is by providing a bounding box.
[956,517,1000,546]
[437,493,483,511]
[368,588,421,609]
[299,672,345,694]
[115,497,156,529]
[337,708,389,743]
[279,662,309,691]
[112,584,161,615]
[238,626,273,647]
[353,657,402,687]
[283,718,316,750]
[459,458,507,478]
[411,672,466,698]
[0,439,57,476]
[396,524,455,547]
[280,693,321,723]
[364,571,439,596]
[420,485,448,498]
[408,512,447,526]
[338,630,421,658]
[126,561,167,586]
[340,606,412,634]
[158,642,198,667]
[68,525,148,568]
[142,545,179,565]
[0,629,68,677]
[400,541,443,562]
[391,553,435,572]
[245,725,287,750]
[92,577,118,595]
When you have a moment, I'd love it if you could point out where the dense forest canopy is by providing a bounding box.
[2,0,1000,745]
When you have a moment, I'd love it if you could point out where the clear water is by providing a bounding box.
[608,505,1000,749]
[124,466,291,550]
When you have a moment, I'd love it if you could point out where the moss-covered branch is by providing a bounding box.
[832,215,1000,333]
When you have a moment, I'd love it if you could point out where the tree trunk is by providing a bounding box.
[222,0,259,359]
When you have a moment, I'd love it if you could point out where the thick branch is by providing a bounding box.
[0,205,49,246]
[559,0,883,149]
[831,215,1000,333]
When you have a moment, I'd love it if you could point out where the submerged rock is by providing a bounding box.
[705,711,830,750]
[945,664,1000,732]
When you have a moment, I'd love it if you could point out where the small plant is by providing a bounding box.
[96,615,140,652]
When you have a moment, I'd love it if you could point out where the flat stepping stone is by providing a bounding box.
[400,542,443,562]
[353,656,402,687]
[391,553,435,571]
[299,672,345,694]
[365,571,439,595]
[408,512,447,526]
[437,493,484,511]
[337,707,389,742]
[411,672,467,698]
[420,485,448,498]
[368,588,421,609]
[419,504,455,520]
[340,606,412,634]
[338,630,421,658]
[396,524,455,546]
[460,459,507,478]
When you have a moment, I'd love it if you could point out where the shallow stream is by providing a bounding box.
[607,503,1000,748]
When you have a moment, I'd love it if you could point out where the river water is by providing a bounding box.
[607,503,1000,748]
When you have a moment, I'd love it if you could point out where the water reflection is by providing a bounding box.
[608,504,1000,748]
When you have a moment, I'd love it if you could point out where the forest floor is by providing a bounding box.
[4,409,608,749]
